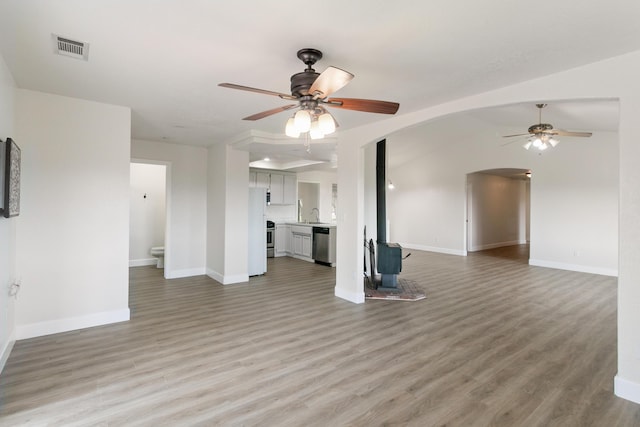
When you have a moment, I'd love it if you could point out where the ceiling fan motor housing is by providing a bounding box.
[290,71,320,97]
[290,48,323,97]
[528,123,553,134]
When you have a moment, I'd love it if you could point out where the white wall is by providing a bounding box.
[297,170,337,224]
[15,89,131,339]
[129,163,166,266]
[334,50,640,404]
[0,52,16,372]
[385,113,618,275]
[207,144,249,284]
[467,173,528,251]
[131,139,207,279]
[265,204,296,223]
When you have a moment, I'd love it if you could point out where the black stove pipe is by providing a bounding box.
[376,139,386,244]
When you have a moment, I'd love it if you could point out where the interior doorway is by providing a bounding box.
[466,168,530,255]
[129,161,169,275]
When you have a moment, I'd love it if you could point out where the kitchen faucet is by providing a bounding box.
[311,208,320,223]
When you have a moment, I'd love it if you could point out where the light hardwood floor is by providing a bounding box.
[2,246,640,426]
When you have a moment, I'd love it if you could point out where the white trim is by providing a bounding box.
[469,240,522,252]
[206,269,248,285]
[335,287,365,304]
[16,309,130,340]
[529,259,618,277]
[206,268,223,284]
[290,254,314,263]
[222,274,249,285]
[129,258,158,267]
[0,333,15,374]
[399,243,467,257]
[615,375,640,404]
[165,267,206,279]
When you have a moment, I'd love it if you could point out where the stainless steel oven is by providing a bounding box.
[266,220,275,258]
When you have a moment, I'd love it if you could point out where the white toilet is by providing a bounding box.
[150,246,164,268]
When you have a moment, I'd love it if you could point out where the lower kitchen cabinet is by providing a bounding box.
[290,225,313,260]
[293,233,312,258]
[275,224,289,257]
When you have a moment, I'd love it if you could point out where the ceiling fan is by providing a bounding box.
[503,103,592,151]
[219,48,400,139]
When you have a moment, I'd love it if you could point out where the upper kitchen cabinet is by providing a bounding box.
[256,172,270,189]
[249,169,297,205]
[270,173,284,204]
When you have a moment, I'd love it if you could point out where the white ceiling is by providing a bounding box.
[0,1,636,170]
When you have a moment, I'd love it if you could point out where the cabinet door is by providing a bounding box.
[269,173,284,204]
[285,226,292,254]
[256,172,270,189]
[293,234,303,255]
[283,174,297,205]
[302,235,312,258]
[275,225,288,256]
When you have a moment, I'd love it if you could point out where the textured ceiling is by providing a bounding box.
[0,1,637,169]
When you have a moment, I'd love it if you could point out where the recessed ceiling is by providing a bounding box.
[0,1,637,171]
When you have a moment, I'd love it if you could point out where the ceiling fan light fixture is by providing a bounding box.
[309,120,324,139]
[294,109,311,133]
[523,141,533,150]
[318,112,335,134]
[285,117,300,137]
[548,137,559,147]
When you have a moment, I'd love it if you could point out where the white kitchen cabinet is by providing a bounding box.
[249,169,297,205]
[270,173,284,204]
[256,172,270,189]
[301,234,312,258]
[293,234,311,258]
[286,226,293,254]
[275,224,289,257]
[291,225,313,259]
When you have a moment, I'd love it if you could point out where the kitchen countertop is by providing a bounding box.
[286,222,337,228]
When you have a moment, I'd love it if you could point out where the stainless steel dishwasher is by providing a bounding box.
[312,226,335,266]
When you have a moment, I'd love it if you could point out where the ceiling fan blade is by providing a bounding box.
[308,66,354,99]
[324,97,399,115]
[502,133,531,138]
[549,129,593,137]
[219,83,297,100]
[243,104,298,121]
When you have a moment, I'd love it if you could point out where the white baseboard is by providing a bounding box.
[529,259,618,277]
[469,240,522,252]
[129,258,157,267]
[399,243,466,257]
[615,375,640,404]
[206,268,248,285]
[165,267,206,279]
[0,333,15,374]
[223,274,249,284]
[16,308,130,340]
[334,286,365,304]
[207,268,224,284]
[291,254,314,263]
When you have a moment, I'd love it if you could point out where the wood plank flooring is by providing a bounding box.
[2,246,640,426]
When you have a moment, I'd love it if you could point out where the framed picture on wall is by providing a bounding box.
[3,138,20,218]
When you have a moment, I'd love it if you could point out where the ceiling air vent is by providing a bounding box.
[53,34,89,61]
